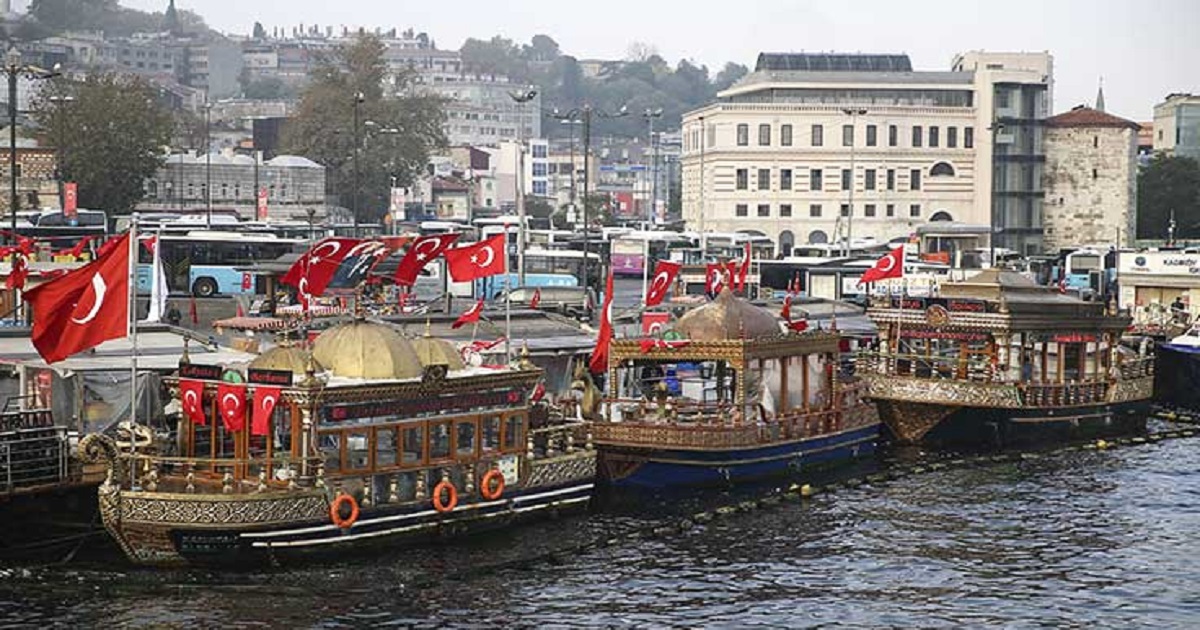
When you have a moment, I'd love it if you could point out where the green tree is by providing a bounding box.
[28,0,209,37]
[252,21,267,40]
[1137,153,1200,240]
[283,34,446,225]
[242,76,293,100]
[713,62,749,91]
[33,74,173,214]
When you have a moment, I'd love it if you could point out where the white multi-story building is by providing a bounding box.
[431,78,542,147]
[681,51,1053,256]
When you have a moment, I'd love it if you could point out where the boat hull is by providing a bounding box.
[596,422,881,489]
[1155,344,1200,410]
[876,398,1150,448]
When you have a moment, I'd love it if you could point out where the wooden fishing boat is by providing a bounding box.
[582,289,881,489]
[858,269,1155,447]
[87,320,595,567]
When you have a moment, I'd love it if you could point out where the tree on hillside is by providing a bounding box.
[1138,153,1200,240]
[283,34,447,225]
[252,21,268,40]
[32,74,173,214]
[713,62,749,91]
[28,0,209,37]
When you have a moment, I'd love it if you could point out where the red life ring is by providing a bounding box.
[329,493,360,529]
[432,480,458,513]
[480,469,505,501]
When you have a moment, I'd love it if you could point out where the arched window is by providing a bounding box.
[930,162,955,177]
[779,230,795,257]
[808,230,828,245]
[929,211,953,222]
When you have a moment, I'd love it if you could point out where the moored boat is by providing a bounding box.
[89,320,596,568]
[583,289,881,489]
[859,269,1154,447]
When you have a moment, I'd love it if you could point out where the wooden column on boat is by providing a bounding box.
[779,357,790,414]
[1040,342,1049,383]
[801,354,810,412]
[1057,342,1065,383]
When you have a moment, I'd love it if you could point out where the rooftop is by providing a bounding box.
[1045,106,1139,130]
[755,53,912,73]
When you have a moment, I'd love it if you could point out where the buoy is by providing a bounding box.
[800,484,813,497]
[1096,439,1109,450]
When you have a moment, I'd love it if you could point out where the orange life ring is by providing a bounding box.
[480,469,505,501]
[432,479,458,513]
[329,493,360,529]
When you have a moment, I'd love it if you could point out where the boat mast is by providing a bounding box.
[128,213,139,489]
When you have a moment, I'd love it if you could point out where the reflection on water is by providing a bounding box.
[3,440,1199,628]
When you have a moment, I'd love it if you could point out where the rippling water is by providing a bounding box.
[4,436,1200,628]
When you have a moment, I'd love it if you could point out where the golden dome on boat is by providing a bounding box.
[411,334,465,370]
[249,344,322,376]
[673,288,782,341]
[313,321,423,379]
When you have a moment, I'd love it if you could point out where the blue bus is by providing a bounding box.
[137,231,305,296]
[463,248,603,300]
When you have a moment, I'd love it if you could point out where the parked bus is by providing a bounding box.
[610,231,691,277]
[467,248,603,300]
[10,209,109,256]
[137,231,305,296]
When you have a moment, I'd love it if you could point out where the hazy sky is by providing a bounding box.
[118,0,1198,120]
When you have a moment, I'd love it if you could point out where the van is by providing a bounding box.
[505,286,596,321]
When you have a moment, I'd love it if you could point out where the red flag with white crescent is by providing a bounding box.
[445,233,506,282]
[452,298,485,329]
[781,294,792,321]
[787,319,809,332]
[279,237,363,309]
[530,380,546,403]
[394,233,459,286]
[217,382,247,432]
[588,269,615,374]
[737,243,751,292]
[704,263,722,296]
[857,245,905,285]
[529,287,541,309]
[252,386,282,437]
[644,260,681,307]
[179,379,206,425]
[6,253,28,291]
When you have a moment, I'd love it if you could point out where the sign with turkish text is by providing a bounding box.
[248,368,294,387]
[179,363,223,380]
[63,182,78,219]
[322,388,522,423]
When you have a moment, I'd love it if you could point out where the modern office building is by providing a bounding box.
[680,51,1053,255]
[1153,93,1200,161]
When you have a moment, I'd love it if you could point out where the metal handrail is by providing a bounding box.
[1,427,69,493]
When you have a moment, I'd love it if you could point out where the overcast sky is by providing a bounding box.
[118,0,1198,121]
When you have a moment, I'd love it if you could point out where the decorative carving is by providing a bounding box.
[526,452,597,488]
[864,374,1023,408]
[115,491,328,526]
[925,304,951,327]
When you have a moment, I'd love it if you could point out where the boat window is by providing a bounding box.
[274,405,293,457]
[429,421,452,460]
[375,427,397,468]
[482,416,501,451]
[346,430,370,471]
[456,420,477,457]
[503,414,523,451]
[321,432,341,474]
[401,424,424,466]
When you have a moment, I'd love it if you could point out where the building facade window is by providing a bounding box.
[736,203,748,217]
[888,125,898,147]
[809,203,822,218]
[736,168,748,190]
[780,169,793,190]
[840,203,851,217]
[865,169,876,190]
[866,125,877,147]
[758,124,771,146]
[947,127,958,148]
[887,169,895,191]
[910,169,922,190]
[909,203,921,218]
[842,124,854,147]
[865,203,877,217]
[758,168,770,190]
[929,126,940,147]
[780,204,793,217]
[964,126,974,149]
[912,125,923,147]
[737,124,749,146]
[811,124,823,147]
[886,203,895,217]
[841,168,852,191]
[757,203,770,217]
[930,162,956,177]
[781,124,793,146]
[810,168,823,191]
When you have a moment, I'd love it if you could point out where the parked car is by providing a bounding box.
[504,286,596,321]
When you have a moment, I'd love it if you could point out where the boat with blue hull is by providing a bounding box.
[89,321,596,568]
[585,289,882,490]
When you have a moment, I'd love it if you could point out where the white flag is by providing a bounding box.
[143,235,169,323]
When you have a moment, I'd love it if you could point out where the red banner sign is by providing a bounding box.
[256,187,268,220]
[63,182,78,219]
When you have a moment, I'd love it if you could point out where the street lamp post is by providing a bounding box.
[987,121,1007,266]
[4,49,59,241]
[47,94,74,210]
[508,88,537,286]
[643,108,663,228]
[841,107,867,257]
[204,99,212,228]
[351,91,364,237]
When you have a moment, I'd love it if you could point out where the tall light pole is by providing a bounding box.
[4,49,59,241]
[508,88,537,286]
[351,91,364,237]
[987,121,1006,266]
[698,115,706,250]
[841,107,867,257]
[47,93,74,210]
[643,107,662,228]
[204,98,212,228]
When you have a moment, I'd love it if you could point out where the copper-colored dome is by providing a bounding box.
[313,321,422,379]
[673,288,782,341]
[411,335,466,370]
[249,344,322,376]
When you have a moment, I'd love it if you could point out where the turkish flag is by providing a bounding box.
[444,234,506,282]
[642,311,670,336]
[25,233,130,364]
[394,233,459,286]
[529,287,541,309]
[189,295,199,325]
[6,254,28,291]
[179,379,206,425]
[57,235,96,259]
[217,382,247,432]
[638,338,690,352]
[326,240,393,289]
[588,270,614,374]
[252,386,282,437]
[781,294,792,321]
[279,238,363,308]
[736,243,751,292]
[787,319,809,332]
[452,298,485,329]
[704,263,723,296]
[644,261,681,307]
[858,245,905,285]
[530,381,546,403]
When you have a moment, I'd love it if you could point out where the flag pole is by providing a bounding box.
[504,229,512,366]
[128,213,139,490]
[641,238,649,307]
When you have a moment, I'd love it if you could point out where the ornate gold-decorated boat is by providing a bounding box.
[89,321,595,567]
[583,289,881,488]
[859,269,1154,447]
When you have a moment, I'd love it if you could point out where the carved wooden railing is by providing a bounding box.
[125,453,325,495]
